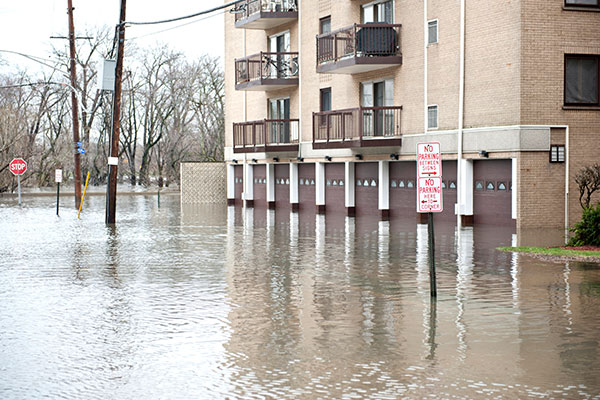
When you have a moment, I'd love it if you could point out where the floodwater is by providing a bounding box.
[1,195,599,399]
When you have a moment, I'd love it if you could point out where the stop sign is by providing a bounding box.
[9,158,27,176]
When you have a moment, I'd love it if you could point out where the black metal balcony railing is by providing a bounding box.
[233,119,299,153]
[235,52,299,89]
[234,0,298,24]
[312,106,402,148]
[316,24,402,73]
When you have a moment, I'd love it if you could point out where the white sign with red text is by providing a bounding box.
[417,143,443,213]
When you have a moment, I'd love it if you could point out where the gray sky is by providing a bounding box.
[0,0,225,74]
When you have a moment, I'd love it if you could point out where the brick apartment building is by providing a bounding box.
[223,0,600,237]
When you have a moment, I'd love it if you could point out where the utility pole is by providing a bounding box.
[105,0,126,224]
[67,0,82,209]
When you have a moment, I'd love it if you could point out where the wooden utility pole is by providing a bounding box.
[105,0,127,224]
[67,0,82,208]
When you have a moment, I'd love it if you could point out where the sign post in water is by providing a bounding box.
[9,158,27,206]
[55,169,63,216]
[416,143,443,298]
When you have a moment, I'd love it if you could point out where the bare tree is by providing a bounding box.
[576,164,600,209]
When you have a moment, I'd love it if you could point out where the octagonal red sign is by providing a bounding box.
[9,158,27,176]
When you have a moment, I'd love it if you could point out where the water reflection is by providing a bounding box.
[1,196,599,399]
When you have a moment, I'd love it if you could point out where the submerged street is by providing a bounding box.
[1,195,599,399]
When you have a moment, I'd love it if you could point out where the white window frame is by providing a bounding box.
[360,78,394,107]
[362,0,395,24]
[427,104,438,130]
[427,19,438,45]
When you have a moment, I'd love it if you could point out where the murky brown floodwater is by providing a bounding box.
[1,194,599,399]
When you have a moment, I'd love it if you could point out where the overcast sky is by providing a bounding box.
[0,0,225,74]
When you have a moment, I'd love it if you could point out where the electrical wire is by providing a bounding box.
[128,9,227,41]
[123,0,240,26]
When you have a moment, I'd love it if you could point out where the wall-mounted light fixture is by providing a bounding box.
[390,153,399,160]
[355,154,363,160]
[273,157,280,162]
[478,150,489,158]
[252,158,258,163]
[325,156,332,162]
[297,157,304,162]
[232,159,238,164]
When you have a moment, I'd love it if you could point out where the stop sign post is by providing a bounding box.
[9,158,27,206]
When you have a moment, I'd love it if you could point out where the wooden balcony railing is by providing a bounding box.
[233,119,299,152]
[312,106,402,148]
[234,0,298,23]
[235,52,299,88]
[316,23,401,66]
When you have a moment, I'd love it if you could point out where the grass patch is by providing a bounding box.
[498,246,600,258]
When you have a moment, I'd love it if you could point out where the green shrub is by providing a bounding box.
[569,203,600,247]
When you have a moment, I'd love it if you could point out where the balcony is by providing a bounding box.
[235,52,299,91]
[233,0,298,30]
[312,106,402,149]
[233,119,299,153]
[316,23,402,74]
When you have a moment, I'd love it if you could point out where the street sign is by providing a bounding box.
[418,177,443,213]
[417,142,441,177]
[55,169,63,183]
[77,148,86,154]
[9,158,27,176]
[416,142,443,213]
[76,141,83,148]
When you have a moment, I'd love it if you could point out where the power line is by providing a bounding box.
[123,0,239,26]
[128,9,227,41]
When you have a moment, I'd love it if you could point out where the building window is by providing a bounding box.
[550,145,566,163]
[565,55,599,105]
[486,182,495,191]
[363,0,393,24]
[428,20,438,45]
[498,182,507,190]
[428,105,438,129]
[320,88,332,112]
[475,181,484,190]
[565,0,599,9]
[320,16,331,34]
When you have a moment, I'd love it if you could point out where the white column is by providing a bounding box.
[512,158,517,220]
[457,159,473,216]
[290,163,299,206]
[378,161,390,217]
[345,161,355,212]
[315,162,325,212]
[227,163,235,202]
[267,163,275,205]
[244,163,254,205]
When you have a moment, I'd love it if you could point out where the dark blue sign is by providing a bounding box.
[76,141,83,148]
[77,148,86,154]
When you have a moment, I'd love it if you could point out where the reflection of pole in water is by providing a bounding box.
[563,262,573,334]
[266,209,275,254]
[378,220,390,267]
[315,214,326,267]
[226,206,236,270]
[426,299,438,361]
[416,223,429,291]
[455,226,474,360]
[510,233,520,309]
[344,216,355,271]
[243,207,254,260]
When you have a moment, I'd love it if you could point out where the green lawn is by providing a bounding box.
[498,246,600,258]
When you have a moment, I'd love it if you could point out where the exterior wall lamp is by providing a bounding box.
[325,156,332,161]
[479,150,489,158]
[390,153,399,160]
[355,154,363,160]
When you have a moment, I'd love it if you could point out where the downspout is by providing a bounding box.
[457,0,465,226]
[424,0,428,133]
[297,0,302,160]
[243,28,248,202]
[565,125,570,244]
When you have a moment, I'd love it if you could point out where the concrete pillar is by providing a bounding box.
[378,160,390,220]
[345,161,355,216]
[457,158,473,225]
[267,163,275,209]
[227,163,235,206]
[290,163,299,212]
[315,162,326,214]
[244,163,254,208]
[511,158,517,221]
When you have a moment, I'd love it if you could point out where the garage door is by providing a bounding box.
[298,163,315,212]
[234,165,243,206]
[275,164,290,208]
[389,161,416,219]
[325,163,345,214]
[355,162,379,216]
[473,159,513,225]
[253,165,266,206]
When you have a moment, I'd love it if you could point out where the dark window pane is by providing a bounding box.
[320,88,332,112]
[320,16,331,34]
[565,57,599,104]
[566,0,598,5]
